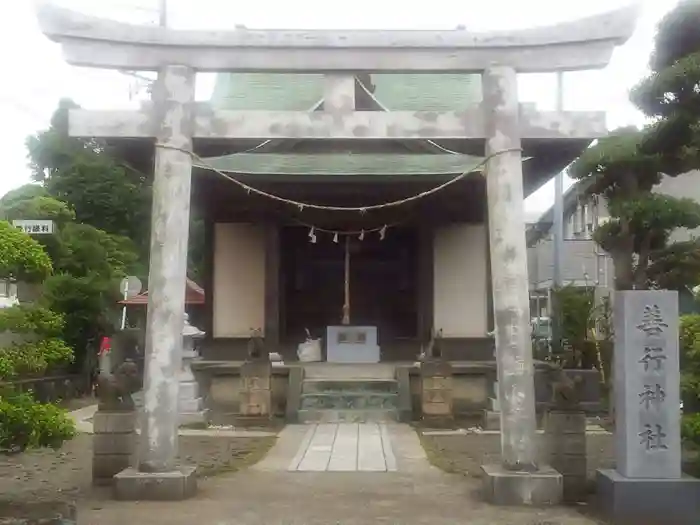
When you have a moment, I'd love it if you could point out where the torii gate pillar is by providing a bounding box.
[113,65,199,500]
[480,65,562,505]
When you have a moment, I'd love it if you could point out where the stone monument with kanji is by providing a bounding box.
[597,291,700,524]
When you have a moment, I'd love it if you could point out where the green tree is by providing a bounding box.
[0,185,75,225]
[26,99,153,259]
[0,190,142,371]
[0,221,53,283]
[25,99,206,281]
[570,128,700,290]
[631,0,700,176]
[0,222,75,453]
[572,1,700,291]
[680,314,700,463]
[628,0,700,292]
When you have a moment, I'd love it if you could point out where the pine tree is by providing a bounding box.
[570,0,700,291]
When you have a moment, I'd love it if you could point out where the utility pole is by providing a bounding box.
[159,0,168,27]
[551,72,565,357]
[553,72,565,289]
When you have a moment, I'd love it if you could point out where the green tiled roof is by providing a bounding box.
[210,73,324,111]
[210,73,482,111]
[371,74,482,111]
[204,73,483,175]
[197,153,484,176]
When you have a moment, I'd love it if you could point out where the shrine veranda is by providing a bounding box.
[37,2,642,504]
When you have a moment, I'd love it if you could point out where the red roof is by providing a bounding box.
[119,278,205,305]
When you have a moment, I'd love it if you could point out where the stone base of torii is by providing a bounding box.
[34,2,638,504]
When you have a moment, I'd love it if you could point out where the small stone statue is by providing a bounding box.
[549,365,583,411]
[247,328,268,361]
[96,359,140,412]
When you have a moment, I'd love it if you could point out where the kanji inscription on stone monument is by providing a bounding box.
[638,424,668,451]
[614,291,681,479]
[636,305,668,337]
[638,346,666,371]
[636,303,670,459]
[638,383,665,410]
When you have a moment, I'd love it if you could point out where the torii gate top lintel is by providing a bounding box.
[36,2,640,73]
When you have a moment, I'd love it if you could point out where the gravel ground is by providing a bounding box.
[0,433,275,512]
[0,423,613,525]
[419,432,615,480]
[419,431,699,479]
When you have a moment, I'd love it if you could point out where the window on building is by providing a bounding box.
[0,280,18,299]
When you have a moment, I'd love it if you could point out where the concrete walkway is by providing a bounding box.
[79,423,601,525]
[287,423,397,472]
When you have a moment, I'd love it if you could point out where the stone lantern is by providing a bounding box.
[179,313,205,424]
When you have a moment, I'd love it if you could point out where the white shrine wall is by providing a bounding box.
[212,223,266,338]
[433,223,489,337]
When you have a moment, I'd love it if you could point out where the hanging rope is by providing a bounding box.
[291,218,399,238]
[155,143,522,213]
[354,76,464,156]
[342,235,351,325]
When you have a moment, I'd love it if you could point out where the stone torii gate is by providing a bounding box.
[36,2,637,503]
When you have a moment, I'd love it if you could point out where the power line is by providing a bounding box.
[159,0,167,27]
[1,97,48,123]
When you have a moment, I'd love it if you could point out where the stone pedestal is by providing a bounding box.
[482,410,501,430]
[597,290,700,524]
[482,379,501,430]
[91,411,136,486]
[597,469,700,525]
[114,466,197,501]
[544,410,587,502]
[238,360,273,425]
[481,464,563,506]
[420,360,453,427]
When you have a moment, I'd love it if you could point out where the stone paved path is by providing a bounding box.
[77,423,602,525]
[287,423,397,472]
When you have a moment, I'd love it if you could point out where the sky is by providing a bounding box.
[0,0,678,220]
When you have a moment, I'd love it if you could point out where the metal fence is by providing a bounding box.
[0,374,91,404]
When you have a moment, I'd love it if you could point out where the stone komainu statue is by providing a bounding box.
[420,328,444,361]
[549,365,584,411]
[96,359,140,412]
[247,328,268,361]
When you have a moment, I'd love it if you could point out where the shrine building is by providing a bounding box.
[194,72,600,362]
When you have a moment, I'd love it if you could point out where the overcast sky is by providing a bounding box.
[0,0,677,219]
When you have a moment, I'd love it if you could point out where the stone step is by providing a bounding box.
[300,392,398,410]
[298,408,399,423]
[302,379,398,394]
[302,363,396,380]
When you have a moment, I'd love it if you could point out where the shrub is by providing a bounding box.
[682,413,700,449]
[0,305,73,378]
[0,221,52,282]
[550,285,598,369]
[0,225,75,454]
[680,314,700,410]
[0,305,76,453]
[0,390,75,454]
